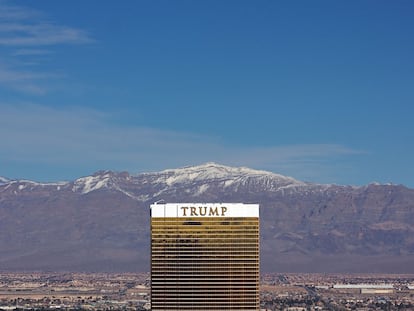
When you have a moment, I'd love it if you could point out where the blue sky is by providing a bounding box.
[0,0,413,186]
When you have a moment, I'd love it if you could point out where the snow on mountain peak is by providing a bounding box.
[72,172,112,194]
[0,177,10,184]
[153,162,302,187]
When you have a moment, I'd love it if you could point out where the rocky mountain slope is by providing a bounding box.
[1,163,413,273]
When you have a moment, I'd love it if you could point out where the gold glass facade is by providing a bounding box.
[151,205,259,311]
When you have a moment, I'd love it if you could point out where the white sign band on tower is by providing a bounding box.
[150,203,259,218]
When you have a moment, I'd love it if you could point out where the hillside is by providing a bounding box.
[1,163,413,272]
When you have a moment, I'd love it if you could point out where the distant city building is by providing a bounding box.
[150,202,260,310]
[333,284,394,289]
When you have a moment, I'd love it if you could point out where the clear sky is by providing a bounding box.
[0,0,413,186]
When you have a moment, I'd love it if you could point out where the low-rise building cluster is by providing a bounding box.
[1,272,413,310]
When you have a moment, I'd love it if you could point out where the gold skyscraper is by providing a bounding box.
[150,203,260,310]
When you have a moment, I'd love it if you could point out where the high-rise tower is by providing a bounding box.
[150,202,260,310]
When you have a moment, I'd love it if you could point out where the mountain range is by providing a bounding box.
[1,163,413,273]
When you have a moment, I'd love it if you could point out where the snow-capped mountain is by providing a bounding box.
[1,163,414,273]
[0,163,335,198]
[146,162,303,187]
[0,176,11,184]
[73,171,116,194]
[66,163,309,200]
[133,162,309,200]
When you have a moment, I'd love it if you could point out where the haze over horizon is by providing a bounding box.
[0,1,413,187]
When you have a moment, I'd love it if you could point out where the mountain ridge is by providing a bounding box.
[2,163,409,192]
[1,163,413,273]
